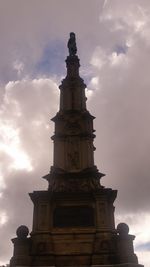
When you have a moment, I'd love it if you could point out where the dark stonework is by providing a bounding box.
[53,205,95,227]
[43,166,105,192]
[67,32,77,56]
[10,33,144,267]
[48,176,102,192]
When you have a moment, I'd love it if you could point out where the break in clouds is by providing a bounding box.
[0,0,150,266]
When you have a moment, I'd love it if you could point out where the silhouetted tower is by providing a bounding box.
[45,32,104,192]
[10,33,143,267]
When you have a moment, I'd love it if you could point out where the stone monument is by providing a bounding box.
[10,33,144,267]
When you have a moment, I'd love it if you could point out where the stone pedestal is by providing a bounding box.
[10,237,31,266]
[10,264,143,267]
[92,265,143,267]
[10,189,141,267]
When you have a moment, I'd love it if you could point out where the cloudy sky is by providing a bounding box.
[0,0,150,266]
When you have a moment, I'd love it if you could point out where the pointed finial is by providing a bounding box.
[67,32,77,56]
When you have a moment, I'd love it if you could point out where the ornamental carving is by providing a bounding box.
[48,176,101,192]
[65,121,81,134]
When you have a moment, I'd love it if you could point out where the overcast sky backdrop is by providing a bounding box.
[0,1,150,266]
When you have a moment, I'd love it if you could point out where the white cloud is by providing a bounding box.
[13,60,24,75]
[0,77,59,263]
[138,251,150,267]
[0,211,8,226]
[0,78,59,173]
[0,123,32,171]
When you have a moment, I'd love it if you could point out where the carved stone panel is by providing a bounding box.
[66,137,81,171]
[53,205,95,227]
[38,204,48,230]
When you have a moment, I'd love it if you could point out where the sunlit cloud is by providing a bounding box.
[0,211,8,226]
[109,52,126,66]
[0,123,33,172]
[91,47,107,69]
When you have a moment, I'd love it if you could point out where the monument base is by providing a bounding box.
[92,264,144,267]
[14,264,144,267]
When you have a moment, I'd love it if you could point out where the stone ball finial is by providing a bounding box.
[117,222,129,236]
[16,225,29,239]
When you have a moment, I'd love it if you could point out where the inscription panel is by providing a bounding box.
[53,205,94,227]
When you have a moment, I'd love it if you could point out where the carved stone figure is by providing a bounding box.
[48,176,102,192]
[68,151,80,169]
[67,32,77,56]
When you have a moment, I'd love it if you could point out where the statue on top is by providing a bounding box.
[67,32,77,56]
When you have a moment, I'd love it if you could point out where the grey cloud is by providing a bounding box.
[0,0,102,82]
[89,25,150,213]
[0,170,44,263]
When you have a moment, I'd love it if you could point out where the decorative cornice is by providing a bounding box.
[43,166,105,193]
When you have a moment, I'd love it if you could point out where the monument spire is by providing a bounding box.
[10,33,143,267]
[59,32,86,111]
[43,32,104,192]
